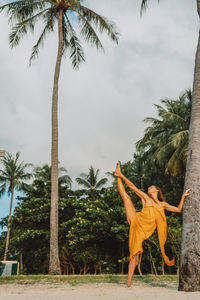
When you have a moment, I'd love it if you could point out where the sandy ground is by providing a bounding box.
[0,282,200,300]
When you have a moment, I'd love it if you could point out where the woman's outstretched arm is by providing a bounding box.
[115,162,147,200]
[162,189,191,212]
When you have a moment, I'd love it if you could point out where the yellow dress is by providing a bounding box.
[129,205,175,266]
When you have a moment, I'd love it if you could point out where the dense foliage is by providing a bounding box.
[136,90,191,177]
[0,164,183,275]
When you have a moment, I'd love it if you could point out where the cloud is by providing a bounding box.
[0,0,198,191]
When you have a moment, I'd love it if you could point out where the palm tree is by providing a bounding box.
[0,0,119,274]
[141,0,200,291]
[0,152,32,260]
[33,164,72,193]
[136,90,191,177]
[76,166,108,190]
[22,164,72,201]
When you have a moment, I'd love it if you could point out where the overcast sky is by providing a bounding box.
[0,0,199,219]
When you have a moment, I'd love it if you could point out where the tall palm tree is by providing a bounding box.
[76,165,108,190]
[0,0,119,274]
[136,90,191,177]
[0,152,32,260]
[141,0,200,291]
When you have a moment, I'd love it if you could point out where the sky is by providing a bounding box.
[0,0,199,220]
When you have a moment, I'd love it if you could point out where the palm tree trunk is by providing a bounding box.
[49,8,63,275]
[178,0,200,291]
[4,182,14,261]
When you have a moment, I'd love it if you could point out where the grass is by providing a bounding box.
[0,274,178,287]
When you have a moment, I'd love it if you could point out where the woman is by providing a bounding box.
[114,162,190,287]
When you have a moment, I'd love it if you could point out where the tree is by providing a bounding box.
[141,0,200,291]
[0,165,75,274]
[0,0,119,274]
[76,165,108,190]
[33,164,72,193]
[22,164,72,199]
[0,151,32,260]
[136,90,191,177]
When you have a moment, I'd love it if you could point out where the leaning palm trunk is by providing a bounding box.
[49,9,64,275]
[178,0,200,291]
[4,183,14,260]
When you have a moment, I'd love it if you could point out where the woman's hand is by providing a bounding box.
[183,189,191,197]
[114,162,122,178]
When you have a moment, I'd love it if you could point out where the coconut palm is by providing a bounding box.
[33,164,72,192]
[136,90,191,177]
[0,152,32,260]
[0,0,119,274]
[141,0,200,291]
[22,164,72,200]
[76,166,108,190]
[34,164,71,186]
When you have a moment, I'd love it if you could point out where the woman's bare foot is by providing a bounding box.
[114,162,121,177]
[127,280,132,287]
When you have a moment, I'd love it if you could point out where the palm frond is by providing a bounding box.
[161,111,187,126]
[64,13,85,69]
[75,9,104,51]
[170,130,188,148]
[165,146,185,176]
[62,15,70,55]
[29,8,56,64]
[9,8,49,48]
[76,5,119,44]
[59,174,72,188]
[106,171,115,179]
[140,0,160,16]
[140,0,149,14]
[0,183,7,198]
[95,178,108,189]
[8,1,47,24]
[0,0,36,13]
[76,177,91,188]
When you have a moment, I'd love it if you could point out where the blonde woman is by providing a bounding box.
[114,162,190,287]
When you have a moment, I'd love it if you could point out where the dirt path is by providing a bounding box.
[0,282,199,300]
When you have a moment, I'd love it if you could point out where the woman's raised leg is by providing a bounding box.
[117,177,136,225]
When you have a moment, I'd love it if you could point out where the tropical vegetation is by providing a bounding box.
[0,89,190,275]
[136,89,191,177]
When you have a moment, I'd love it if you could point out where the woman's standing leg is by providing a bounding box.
[127,255,137,287]
[115,163,138,286]
[117,177,137,286]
